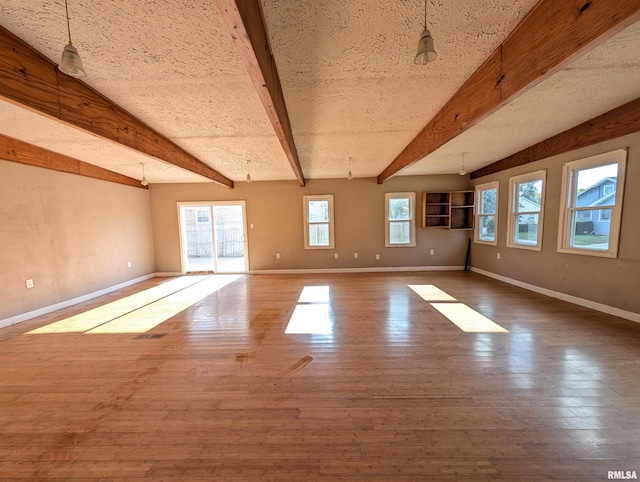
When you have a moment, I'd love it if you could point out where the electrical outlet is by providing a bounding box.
[250,223,254,229]
[429,249,435,255]
[353,253,358,259]
[25,279,34,289]
[497,252,501,259]
[276,253,280,259]
[375,254,380,260]
[334,253,339,259]
[127,261,132,268]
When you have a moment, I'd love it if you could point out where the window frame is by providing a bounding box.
[385,192,416,248]
[474,181,499,246]
[303,194,335,249]
[557,148,627,258]
[506,170,546,251]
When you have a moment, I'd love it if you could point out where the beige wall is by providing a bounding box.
[0,161,156,322]
[471,132,640,314]
[150,175,472,273]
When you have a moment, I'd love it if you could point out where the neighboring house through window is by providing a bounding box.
[557,148,626,258]
[385,192,415,247]
[303,195,335,249]
[474,181,498,245]
[507,170,546,251]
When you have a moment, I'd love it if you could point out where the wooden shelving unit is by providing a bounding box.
[421,190,475,229]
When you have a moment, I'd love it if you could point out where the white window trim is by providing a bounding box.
[603,184,615,196]
[303,194,335,249]
[385,192,416,247]
[474,181,499,246]
[557,148,627,258]
[507,170,546,251]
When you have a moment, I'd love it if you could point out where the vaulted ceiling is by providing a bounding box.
[1,0,639,186]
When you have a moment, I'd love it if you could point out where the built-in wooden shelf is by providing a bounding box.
[421,190,475,229]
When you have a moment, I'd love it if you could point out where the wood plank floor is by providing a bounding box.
[0,271,639,481]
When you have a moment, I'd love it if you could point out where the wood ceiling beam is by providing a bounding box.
[471,96,640,179]
[378,0,640,183]
[216,0,306,187]
[0,26,233,189]
[0,134,147,189]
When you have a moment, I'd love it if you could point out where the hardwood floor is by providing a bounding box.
[0,271,639,481]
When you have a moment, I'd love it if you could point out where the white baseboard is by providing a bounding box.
[250,266,465,275]
[0,273,157,329]
[471,267,640,324]
[154,271,183,277]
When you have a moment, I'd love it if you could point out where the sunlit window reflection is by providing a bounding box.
[408,285,457,301]
[286,286,333,335]
[27,275,239,335]
[431,303,509,333]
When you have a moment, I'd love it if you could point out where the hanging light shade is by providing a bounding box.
[245,160,252,183]
[60,43,86,78]
[414,0,437,65]
[414,29,437,65]
[58,0,86,78]
[458,152,468,176]
[140,162,149,186]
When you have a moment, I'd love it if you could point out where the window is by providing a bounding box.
[195,208,210,224]
[507,170,546,251]
[474,181,498,245]
[303,195,334,249]
[557,148,627,258]
[385,192,415,247]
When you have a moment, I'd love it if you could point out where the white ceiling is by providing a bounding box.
[0,1,639,184]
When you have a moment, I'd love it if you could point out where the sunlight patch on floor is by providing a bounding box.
[87,275,240,334]
[286,286,333,335]
[26,275,239,335]
[431,303,509,333]
[408,284,457,301]
[27,276,208,334]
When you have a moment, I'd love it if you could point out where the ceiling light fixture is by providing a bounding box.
[58,0,86,78]
[414,0,437,65]
[347,157,353,180]
[459,152,468,176]
[245,160,252,183]
[140,162,149,186]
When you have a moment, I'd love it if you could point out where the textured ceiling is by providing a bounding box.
[0,1,639,184]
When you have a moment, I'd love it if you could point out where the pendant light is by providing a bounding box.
[140,162,149,186]
[414,0,437,65]
[347,157,353,181]
[59,0,87,78]
[459,152,468,176]
[245,160,252,183]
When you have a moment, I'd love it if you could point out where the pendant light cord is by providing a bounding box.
[64,0,72,44]
[424,0,427,30]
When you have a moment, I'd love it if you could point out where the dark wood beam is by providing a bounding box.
[471,97,640,179]
[216,0,306,187]
[0,134,147,189]
[0,26,233,188]
[378,0,640,183]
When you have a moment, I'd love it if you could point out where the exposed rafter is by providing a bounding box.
[0,134,147,189]
[216,0,306,187]
[0,26,233,189]
[471,97,640,179]
[378,0,640,183]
